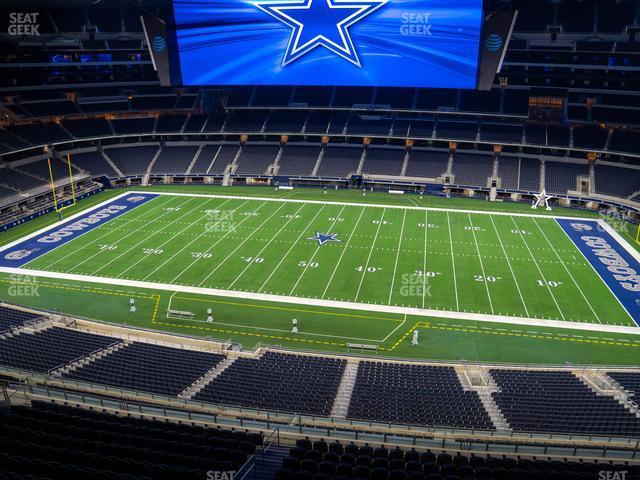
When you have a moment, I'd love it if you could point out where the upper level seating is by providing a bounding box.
[333,87,374,107]
[63,342,225,396]
[547,126,570,148]
[594,164,640,198]
[209,145,239,174]
[132,95,177,110]
[497,156,520,190]
[609,130,640,155]
[277,439,636,480]
[392,119,411,137]
[608,372,640,395]
[347,116,392,136]
[6,123,70,145]
[481,123,523,144]
[0,401,261,480]
[0,306,42,334]
[327,112,350,135]
[525,124,547,146]
[545,161,588,194]
[152,146,198,175]
[452,153,494,186]
[519,157,541,191]
[155,114,188,133]
[415,90,457,110]
[111,117,155,135]
[305,112,331,134]
[235,145,279,175]
[0,185,18,199]
[292,86,333,106]
[375,87,415,109]
[227,87,254,107]
[253,86,292,106]
[194,351,346,416]
[103,145,158,175]
[0,327,121,373]
[189,144,220,174]
[347,362,493,429]
[17,158,80,181]
[572,125,609,150]
[0,168,47,190]
[491,369,640,436]
[316,146,362,177]
[63,118,112,138]
[224,111,268,133]
[266,110,308,132]
[183,114,209,133]
[361,147,404,176]
[0,128,30,151]
[202,113,228,133]
[21,100,78,117]
[69,150,119,177]
[409,119,435,138]
[460,90,500,113]
[404,150,448,178]
[277,145,319,176]
[436,121,478,142]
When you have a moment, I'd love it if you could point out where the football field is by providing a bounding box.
[3,190,637,329]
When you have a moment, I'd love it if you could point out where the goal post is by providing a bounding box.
[47,153,77,218]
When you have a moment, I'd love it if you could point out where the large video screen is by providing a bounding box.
[171,0,483,88]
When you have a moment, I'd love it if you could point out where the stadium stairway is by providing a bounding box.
[577,370,640,418]
[49,339,130,378]
[457,367,511,431]
[178,356,237,399]
[253,445,290,480]
[330,358,360,418]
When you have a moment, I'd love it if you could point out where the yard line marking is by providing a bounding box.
[422,210,428,309]
[381,313,407,342]
[66,197,194,274]
[141,199,241,280]
[467,214,494,314]
[446,212,460,311]
[117,197,233,278]
[196,202,288,287]
[5,264,640,336]
[172,201,270,283]
[387,209,407,305]
[510,216,565,320]
[534,218,602,323]
[131,198,240,280]
[321,207,366,299]
[89,197,202,275]
[289,205,347,295]
[125,190,596,221]
[489,215,529,317]
[354,208,386,302]
[35,195,175,270]
[229,203,307,289]
[258,205,327,293]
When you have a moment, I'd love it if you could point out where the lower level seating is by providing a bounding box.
[0,400,262,480]
[491,369,640,436]
[194,351,346,416]
[275,438,637,480]
[0,305,43,334]
[347,362,494,429]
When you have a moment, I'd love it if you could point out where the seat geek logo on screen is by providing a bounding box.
[172,0,482,88]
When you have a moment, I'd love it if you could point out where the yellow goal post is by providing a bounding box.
[47,153,77,216]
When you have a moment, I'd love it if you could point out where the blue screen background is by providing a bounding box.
[172,0,483,88]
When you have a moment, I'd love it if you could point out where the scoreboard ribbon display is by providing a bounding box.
[171,0,483,88]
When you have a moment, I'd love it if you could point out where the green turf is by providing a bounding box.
[2,186,639,366]
[1,273,638,365]
[22,191,633,326]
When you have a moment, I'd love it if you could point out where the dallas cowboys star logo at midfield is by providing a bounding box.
[252,0,387,67]
[306,232,343,245]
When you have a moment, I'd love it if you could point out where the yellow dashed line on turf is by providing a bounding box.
[170,295,401,323]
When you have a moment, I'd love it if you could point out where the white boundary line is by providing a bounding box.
[0,190,135,254]
[489,215,529,317]
[1,266,639,336]
[387,209,406,305]
[118,190,596,221]
[468,213,494,314]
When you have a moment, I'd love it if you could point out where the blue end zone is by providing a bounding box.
[0,193,159,268]
[556,219,640,327]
